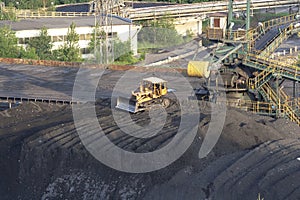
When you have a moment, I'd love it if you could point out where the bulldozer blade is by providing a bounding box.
[115,96,138,113]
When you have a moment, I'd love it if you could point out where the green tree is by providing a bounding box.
[28,26,53,60]
[19,46,39,60]
[0,3,17,21]
[88,24,110,63]
[113,39,138,64]
[87,27,139,65]
[88,23,105,53]
[0,26,19,58]
[138,16,184,49]
[0,26,39,59]
[53,22,82,62]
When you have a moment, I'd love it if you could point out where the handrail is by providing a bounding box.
[244,53,300,81]
[247,13,298,44]
[206,28,224,40]
[225,29,247,41]
[248,65,274,89]
[243,13,299,125]
[2,0,298,20]
[258,23,298,57]
[261,83,279,103]
[3,8,119,18]
[125,0,300,20]
[15,10,95,18]
[248,78,299,125]
[238,100,276,115]
[279,88,290,102]
[282,102,300,124]
[217,99,277,115]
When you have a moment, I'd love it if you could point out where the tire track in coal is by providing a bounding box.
[273,169,300,199]
[93,103,184,153]
[211,139,300,200]
[224,139,300,191]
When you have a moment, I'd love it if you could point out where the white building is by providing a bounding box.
[207,12,227,40]
[0,15,140,59]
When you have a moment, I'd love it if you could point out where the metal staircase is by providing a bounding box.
[243,10,300,125]
[248,65,275,91]
[248,76,299,124]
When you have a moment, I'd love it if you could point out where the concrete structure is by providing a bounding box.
[207,12,228,40]
[125,0,300,20]
[0,15,140,59]
[174,16,203,36]
[209,13,227,33]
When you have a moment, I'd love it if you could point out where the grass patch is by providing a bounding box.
[251,12,290,26]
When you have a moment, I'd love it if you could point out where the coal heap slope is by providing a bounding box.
[0,101,299,200]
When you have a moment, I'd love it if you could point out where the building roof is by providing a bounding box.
[0,15,132,31]
[143,77,167,84]
[56,3,91,12]
[209,12,227,17]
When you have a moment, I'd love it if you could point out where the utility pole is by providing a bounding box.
[227,0,234,39]
[95,0,114,64]
[246,0,251,31]
[227,0,233,28]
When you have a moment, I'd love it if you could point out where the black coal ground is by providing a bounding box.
[0,99,299,200]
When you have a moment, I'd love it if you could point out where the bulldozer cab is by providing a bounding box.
[141,77,167,97]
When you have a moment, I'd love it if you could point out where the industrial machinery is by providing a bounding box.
[115,77,171,113]
[193,0,300,125]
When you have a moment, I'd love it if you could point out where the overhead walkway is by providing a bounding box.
[243,54,300,82]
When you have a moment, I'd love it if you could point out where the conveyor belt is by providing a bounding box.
[254,24,289,51]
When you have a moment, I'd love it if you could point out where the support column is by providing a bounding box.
[227,0,233,28]
[246,0,251,31]
[276,77,280,118]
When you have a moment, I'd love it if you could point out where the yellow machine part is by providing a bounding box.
[187,61,210,79]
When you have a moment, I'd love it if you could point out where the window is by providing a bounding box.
[79,34,85,40]
[107,32,118,38]
[85,34,91,40]
[214,18,220,28]
[24,38,30,44]
[80,48,91,54]
[18,38,25,44]
[52,35,64,42]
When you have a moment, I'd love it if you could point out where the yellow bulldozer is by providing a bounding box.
[115,77,171,113]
